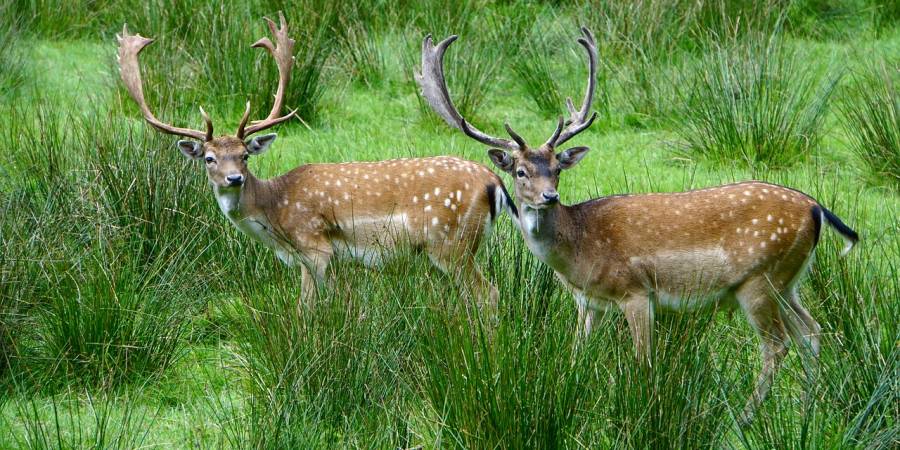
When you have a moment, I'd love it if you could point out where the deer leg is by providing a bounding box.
[736,281,788,424]
[574,292,597,340]
[786,288,821,357]
[620,294,653,362]
[428,250,498,323]
[296,238,332,310]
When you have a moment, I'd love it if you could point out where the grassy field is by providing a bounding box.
[1,0,898,448]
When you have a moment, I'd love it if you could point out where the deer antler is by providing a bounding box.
[117,24,212,141]
[545,27,598,148]
[415,35,522,151]
[238,11,298,138]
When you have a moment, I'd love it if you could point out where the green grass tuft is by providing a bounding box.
[840,60,900,189]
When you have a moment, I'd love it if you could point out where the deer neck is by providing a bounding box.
[213,173,280,227]
[519,204,576,272]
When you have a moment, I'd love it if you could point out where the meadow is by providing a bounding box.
[1,0,897,448]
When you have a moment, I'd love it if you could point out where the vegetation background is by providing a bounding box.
[1,0,897,448]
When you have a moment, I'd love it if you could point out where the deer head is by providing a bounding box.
[416,27,598,209]
[117,12,296,189]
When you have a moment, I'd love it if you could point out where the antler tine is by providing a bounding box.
[235,101,251,139]
[504,123,527,149]
[117,24,209,141]
[548,26,599,148]
[199,106,213,141]
[415,34,520,151]
[242,11,297,137]
[543,116,564,147]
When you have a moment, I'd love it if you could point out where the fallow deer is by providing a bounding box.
[117,14,512,312]
[417,27,859,419]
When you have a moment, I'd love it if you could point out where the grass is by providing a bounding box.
[674,35,838,168]
[2,0,899,448]
[840,59,900,188]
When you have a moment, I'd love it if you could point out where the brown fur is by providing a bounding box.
[497,143,855,421]
[203,136,503,311]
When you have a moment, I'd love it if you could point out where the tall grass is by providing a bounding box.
[739,237,899,449]
[3,388,155,449]
[840,60,899,188]
[414,237,591,448]
[212,251,430,447]
[675,37,837,168]
[0,1,27,99]
[513,31,566,118]
[1,100,216,387]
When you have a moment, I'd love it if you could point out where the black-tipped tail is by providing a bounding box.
[485,183,518,223]
[812,205,859,256]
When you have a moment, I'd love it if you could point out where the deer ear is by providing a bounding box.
[488,149,515,172]
[177,140,203,159]
[557,146,590,170]
[246,133,277,155]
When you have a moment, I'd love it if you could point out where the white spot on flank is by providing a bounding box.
[760,241,766,248]
[752,219,759,224]
[744,191,751,196]
[412,196,418,203]
[424,193,430,200]
[431,217,439,226]
[778,218,784,224]
[424,205,432,212]
[767,214,773,222]
[770,233,778,241]
[434,187,441,196]
[335,180,342,187]
[444,199,451,207]
[427,167,434,174]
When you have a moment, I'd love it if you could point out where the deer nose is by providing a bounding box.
[226,174,244,186]
[542,190,559,203]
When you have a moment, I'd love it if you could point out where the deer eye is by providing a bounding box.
[242,154,249,161]
[516,169,527,178]
[205,156,215,164]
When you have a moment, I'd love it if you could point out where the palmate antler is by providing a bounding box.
[544,27,598,148]
[415,35,522,151]
[417,27,599,152]
[237,11,298,139]
[118,12,297,142]
[117,24,213,141]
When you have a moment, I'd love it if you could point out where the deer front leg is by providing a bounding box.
[295,236,332,310]
[574,292,597,340]
[620,294,653,363]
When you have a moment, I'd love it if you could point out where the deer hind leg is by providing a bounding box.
[620,294,653,362]
[785,288,821,357]
[736,279,789,423]
[427,246,498,322]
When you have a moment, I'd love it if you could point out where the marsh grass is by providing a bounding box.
[840,60,900,188]
[0,1,27,99]
[209,246,448,448]
[4,387,155,449]
[514,32,566,118]
[2,1,899,447]
[675,37,838,168]
[2,100,215,387]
